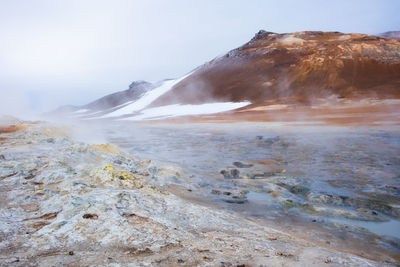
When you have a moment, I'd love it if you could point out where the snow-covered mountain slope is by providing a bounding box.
[50,80,154,118]
[97,74,192,119]
[52,30,400,123]
[85,81,154,112]
[54,72,252,121]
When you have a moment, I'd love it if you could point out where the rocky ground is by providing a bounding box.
[0,119,398,266]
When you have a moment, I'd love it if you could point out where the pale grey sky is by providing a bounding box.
[0,0,399,115]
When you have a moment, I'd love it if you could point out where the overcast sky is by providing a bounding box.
[0,0,399,115]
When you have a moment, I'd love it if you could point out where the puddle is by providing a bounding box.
[327,217,400,239]
[247,191,275,203]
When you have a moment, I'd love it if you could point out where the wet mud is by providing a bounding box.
[105,122,400,259]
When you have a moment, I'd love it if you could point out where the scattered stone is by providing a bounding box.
[233,162,253,168]
[289,185,310,196]
[82,213,98,220]
[114,159,123,165]
[223,198,247,204]
[35,212,59,220]
[24,170,38,179]
[31,221,51,230]
[211,189,222,195]
[276,251,294,257]
[0,171,18,179]
[232,191,247,199]
[220,169,240,179]
[46,138,55,143]
[212,188,248,204]
[264,136,281,145]
[248,171,281,179]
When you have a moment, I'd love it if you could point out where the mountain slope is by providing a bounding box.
[55,30,400,124]
[379,31,400,41]
[84,80,154,111]
[152,30,400,107]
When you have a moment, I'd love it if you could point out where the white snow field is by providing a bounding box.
[73,72,252,121]
[72,109,90,114]
[97,73,191,118]
[120,101,251,120]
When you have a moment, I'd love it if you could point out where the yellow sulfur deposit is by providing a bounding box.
[118,170,135,180]
[95,164,145,189]
[104,165,137,181]
[104,165,114,171]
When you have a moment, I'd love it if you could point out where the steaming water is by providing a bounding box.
[327,217,400,238]
[103,122,400,244]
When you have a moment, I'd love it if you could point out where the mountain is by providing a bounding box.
[379,31,400,41]
[51,81,155,118]
[54,30,400,124]
[85,81,154,111]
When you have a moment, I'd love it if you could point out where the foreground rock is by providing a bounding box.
[0,120,395,266]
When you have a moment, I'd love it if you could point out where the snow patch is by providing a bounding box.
[120,101,251,121]
[98,73,191,118]
[73,101,137,118]
[72,109,90,114]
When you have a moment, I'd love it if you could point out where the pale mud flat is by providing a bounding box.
[103,121,400,262]
[0,119,398,266]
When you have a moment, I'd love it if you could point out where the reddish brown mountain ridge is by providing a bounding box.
[153,30,400,107]
[55,30,400,124]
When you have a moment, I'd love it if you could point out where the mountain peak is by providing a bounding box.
[250,30,276,41]
[128,80,151,89]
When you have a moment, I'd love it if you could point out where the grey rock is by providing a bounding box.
[233,161,253,168]
[220,168,240,179]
